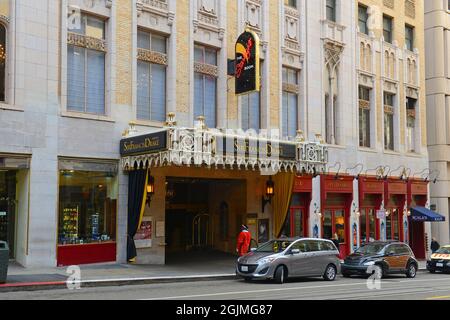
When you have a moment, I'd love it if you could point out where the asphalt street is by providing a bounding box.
[1,272,450,300]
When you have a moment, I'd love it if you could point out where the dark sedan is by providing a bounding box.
[427,245,450,273]
[341,241,418,278]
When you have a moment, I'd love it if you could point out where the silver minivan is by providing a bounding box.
[236,238,341,284]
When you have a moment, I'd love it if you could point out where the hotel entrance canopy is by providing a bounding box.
[120,121,328,174]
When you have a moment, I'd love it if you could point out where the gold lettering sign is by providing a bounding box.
[120,131,168,156]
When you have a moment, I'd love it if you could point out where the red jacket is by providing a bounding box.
[237,230,251,256]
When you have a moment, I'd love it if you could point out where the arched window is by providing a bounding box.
[0,23,6,102]
[384,51,390,77]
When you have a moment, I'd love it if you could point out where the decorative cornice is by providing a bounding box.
[67,32,106,52]
[137,48,168,65]
[284,6,300,18]
[285,39,300,52]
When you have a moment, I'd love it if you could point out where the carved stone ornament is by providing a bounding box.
[384,105,394,114]
[194,62,219,77]
[137,48,168,65]
[383,0,394,9]
[405,0,415,18]
[359,100,370,110]
[67,32,106,52]
[199,0,216,15]
[283,83,300,94]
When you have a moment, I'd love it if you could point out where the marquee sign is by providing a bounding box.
[215,136,297,161]
[120,131,168,156]
[235,30,260,95]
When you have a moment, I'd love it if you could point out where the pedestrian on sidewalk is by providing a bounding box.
[431,238,440,253]
[332,233,340,251]
[236,225,251,257]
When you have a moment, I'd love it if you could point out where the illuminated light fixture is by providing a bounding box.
[146,175,155,207]
[262,177,275,212]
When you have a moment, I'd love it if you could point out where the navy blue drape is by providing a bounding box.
[127,169,147,261]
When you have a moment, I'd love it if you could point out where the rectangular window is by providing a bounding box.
[359,86,371,148]
[241,60,262,132]
[58,163,118,246]
[67,15,106,115]
[194,45,218,128]
[286,0,297,8]
[405,25,414,51]
[406,97,416,153]
[137,30,167,122]
[326,0,336,22]
[384,92,395,150]
[282,67,299,139]
[383,15,393,43]
[241,92,260,132]
[358,4,369,35]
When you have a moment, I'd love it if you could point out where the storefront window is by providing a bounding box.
[58,164,118,245]
[360,209,367,243]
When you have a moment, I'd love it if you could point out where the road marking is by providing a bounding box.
[426,295,450,300]
[141,277,450,300]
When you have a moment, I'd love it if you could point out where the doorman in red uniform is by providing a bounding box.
[236,225,251,256]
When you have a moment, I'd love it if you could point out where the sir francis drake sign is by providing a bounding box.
[235,30,260,95]
[120,131,168,156]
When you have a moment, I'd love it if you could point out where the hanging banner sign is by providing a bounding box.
[235,30,260,95]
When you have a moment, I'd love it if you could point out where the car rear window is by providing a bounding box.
[388,244,411,255]
[319,241,336,251]
[304,240,321,252]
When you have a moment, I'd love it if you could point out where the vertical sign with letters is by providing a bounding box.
[235,30,260,95]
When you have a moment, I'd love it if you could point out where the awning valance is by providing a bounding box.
[120,125,328,174]
[410,207,446,222]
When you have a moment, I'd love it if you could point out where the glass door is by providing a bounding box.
[290,208,305,237]
[386,208,400,241]
[0,171,16,259]
[360,208,377,245]
[322,209,346,243]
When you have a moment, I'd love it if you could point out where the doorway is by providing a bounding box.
[0,170,16,259]
[360,208,377,245]
[164,177,246,264]
[385,208,401,241]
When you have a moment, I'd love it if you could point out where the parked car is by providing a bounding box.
[341,241,418,279]
[236,238,341,284]
[427,245,450,273]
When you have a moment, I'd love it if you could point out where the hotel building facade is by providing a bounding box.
[0,0,434,268]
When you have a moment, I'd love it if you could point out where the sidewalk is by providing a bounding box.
[0,255,429,293]
[0,251,239,292]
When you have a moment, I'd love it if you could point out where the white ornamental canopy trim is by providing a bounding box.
[120,124,328,174]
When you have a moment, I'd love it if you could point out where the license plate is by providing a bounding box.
[241,266,249,272]
[436,263,444,267]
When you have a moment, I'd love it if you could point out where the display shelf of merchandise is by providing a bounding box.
[62,205,79,240]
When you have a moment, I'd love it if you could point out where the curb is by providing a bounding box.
[0,274,239,293]
[0,268,429,293]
